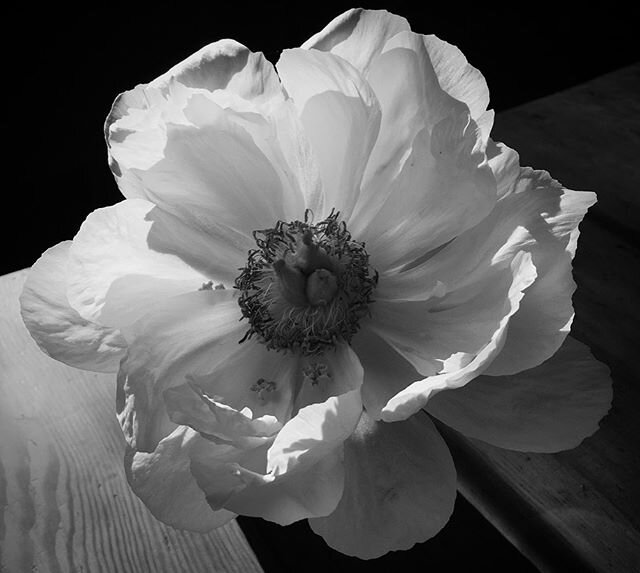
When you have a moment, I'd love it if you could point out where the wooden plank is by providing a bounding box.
[0,270,263,573]
[447,64,640,573]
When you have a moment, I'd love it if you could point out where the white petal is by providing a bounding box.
[420,35,489,121]
[350,31,495,250]
[267,390,362,476]
[361,113,495,271]
[302,8,410,75]
[309,411,456,559]
[372,247,538,380]
[126,426,235,532]
[294,343,363,410]
[220,448,346,525]
[105,39,284,197]
[381,251,537,422]
[66,199,215,329]
[276,48,381,220]
[163,382,281,449]
[352,326,421,420]
[128,97,292,237]
[427,337,612,452]
[20,242,126,372]
[485,170,597,375]
[186,340,297,426]
[116,289,243,452]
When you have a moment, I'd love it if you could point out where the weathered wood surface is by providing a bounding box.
[443,63,640,573]
[0,271,263,573]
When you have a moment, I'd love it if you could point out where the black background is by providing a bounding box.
[4,2,638,571]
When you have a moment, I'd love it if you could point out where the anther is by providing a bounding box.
[250,378,277,402]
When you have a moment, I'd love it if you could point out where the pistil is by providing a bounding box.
[235,210,377,355]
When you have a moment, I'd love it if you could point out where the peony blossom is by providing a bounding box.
[20,8,612,559]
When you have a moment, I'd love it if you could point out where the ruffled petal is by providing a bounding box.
[377,168,595,378]
[126,426,235,532]
[427,337,612,452]
[116,289,243,452]
[372,248,537,377]
[124,93,293,237]
[163,382,281,449]
[302,8,410,75]
[380,251,537,422]
[105,39,284,197]
[309,411,456,559]
[66,199,217,329]
[420,35,489,121]
[19,242,127,373]
[276,48,381,220]
[189,391,363,526]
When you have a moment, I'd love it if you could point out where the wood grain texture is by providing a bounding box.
[0,271,263,573]
[444,63,640,573]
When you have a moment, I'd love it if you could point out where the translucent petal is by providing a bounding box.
[66,199,216,329]
[427,337,612,452]
[20,242,126,373]
[116,289,243,452]
[126,426,236,532]
[105,39,284,197]
[277,48,381,220]
[309,411,456,559]
[380,251,537,422]
[302,8,410,75]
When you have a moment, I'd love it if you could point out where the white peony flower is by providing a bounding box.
[20,8,612,559]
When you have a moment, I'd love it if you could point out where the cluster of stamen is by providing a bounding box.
[235,210,377,355]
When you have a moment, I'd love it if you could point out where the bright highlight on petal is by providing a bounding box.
[20,6,612,558]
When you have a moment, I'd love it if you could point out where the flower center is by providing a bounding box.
[235,210,378,355]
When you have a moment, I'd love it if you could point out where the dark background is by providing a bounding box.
[4,2,638,571]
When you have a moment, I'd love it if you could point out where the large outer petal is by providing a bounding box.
[126,427,235,532]
[20,242,126,372]
[117,289,243,452]
[484,168,597,375]
[303,9,488,121]
[105,39,284,198]
[66,199,214,330]
[380,251,537,422]
[427,336,612,452]
[121,92,298,236]
[309,411,456,559]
